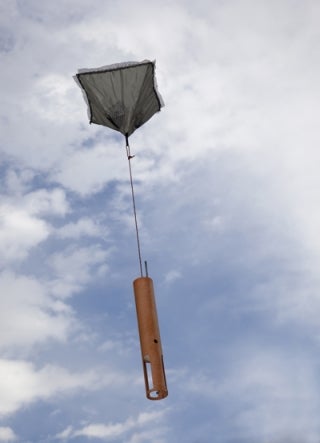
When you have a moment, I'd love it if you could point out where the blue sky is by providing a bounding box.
[1,0,320,441]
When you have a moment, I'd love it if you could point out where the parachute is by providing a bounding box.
[75,60,164,137]
[75,60,168,401]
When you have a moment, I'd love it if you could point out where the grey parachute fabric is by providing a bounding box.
[75,60,164,137]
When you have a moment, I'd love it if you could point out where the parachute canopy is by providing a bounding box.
[75,60,164,137]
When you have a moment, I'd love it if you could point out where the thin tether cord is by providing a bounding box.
[125,134,143,277]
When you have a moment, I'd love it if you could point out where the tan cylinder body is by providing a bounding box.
[133,277,168,400]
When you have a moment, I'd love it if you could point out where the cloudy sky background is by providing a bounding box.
[1,0,320,441]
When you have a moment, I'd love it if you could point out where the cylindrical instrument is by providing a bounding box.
[133,277,168,400]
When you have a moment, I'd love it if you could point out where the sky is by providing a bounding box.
[0,0,320,441]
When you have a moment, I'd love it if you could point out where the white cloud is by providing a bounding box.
[232,351,319,440]
[0,55,90,171]
[51,142,127,196]
[164,270,181,284]
[4,168,35,195]
[0,427,17,442]
[0,271,72,350]
[0,204,50,263]
[29,74,82,124]
[56,217,104,239]
[0,359,100,416]
[49,244,109,297]
[127,427,168,443]
[98,332,139,356]
[22,188,69,216]
[246,273,320,333]
[0,188,69,264]
[75,421,132,439]
[203,215,225,233]
[55,425,73,440]
[60,410,167,440]
[183,348,320,441]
